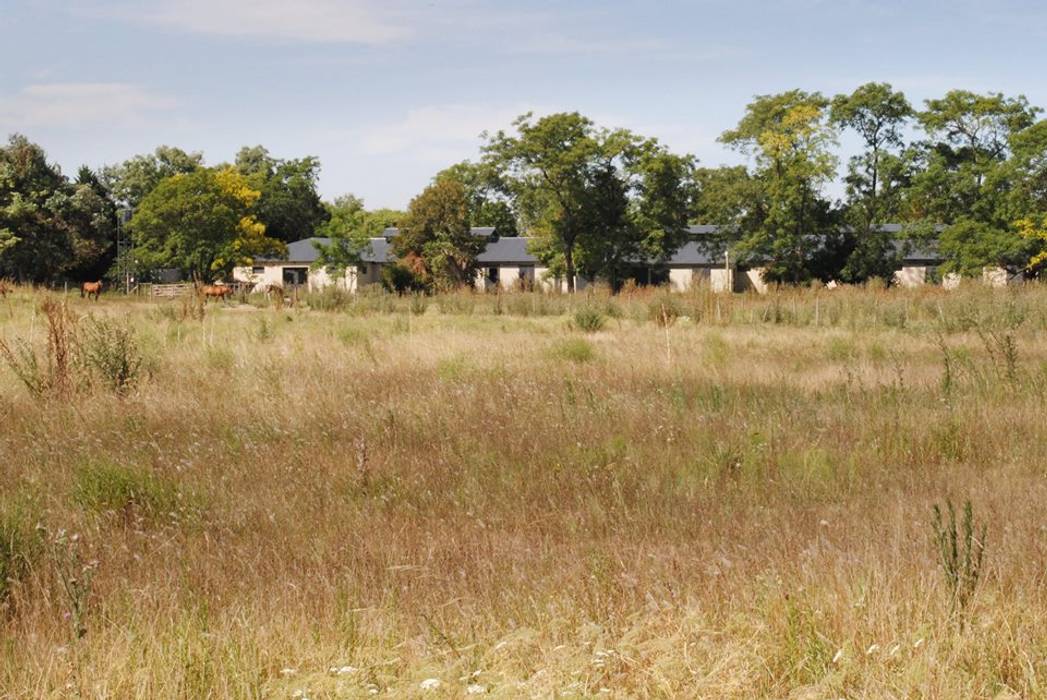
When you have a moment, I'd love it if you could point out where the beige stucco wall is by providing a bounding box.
[709,268,733,293]
[982,266,1021,287]
[669,268,693,291]
[741,268,770,294]
[893,266,928,288]
[233,264,283,289]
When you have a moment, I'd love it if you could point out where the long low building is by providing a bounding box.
[233,225,1017,293]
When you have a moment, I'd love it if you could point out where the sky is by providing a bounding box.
[3,0,1047,209]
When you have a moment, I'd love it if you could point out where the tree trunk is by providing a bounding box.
[564,244,576,293]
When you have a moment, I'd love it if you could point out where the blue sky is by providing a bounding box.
[3,0,1047,209]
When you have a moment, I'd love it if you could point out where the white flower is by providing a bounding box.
[420,678,441,691]
[329,665,357,675]
[466,684,486,695]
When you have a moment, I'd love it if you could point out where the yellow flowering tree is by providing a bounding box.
[131,167,285,281]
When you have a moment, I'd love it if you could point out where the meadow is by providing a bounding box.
[1,282,1046,698]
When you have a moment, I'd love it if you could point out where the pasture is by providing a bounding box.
[1,283,1046,698]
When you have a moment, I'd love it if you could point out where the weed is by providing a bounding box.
[78,316,144,394]
[0,493,43,606]
[573,307,606,333]
[932,499,987,613]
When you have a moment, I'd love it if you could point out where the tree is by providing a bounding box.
[393,179,485,290]
[313,195,402,273]
[130,167,284,281]
[912,91,1043,275]
[720,91,839,283]
[234,146,329,242]
[831,83,915,282]
[484,112,693,290]
[101,146,203,210]
[434,161,517,235]
[0,135,115,283]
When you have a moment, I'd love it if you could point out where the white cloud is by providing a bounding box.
[0,83,177,129]
[90,0,411,44]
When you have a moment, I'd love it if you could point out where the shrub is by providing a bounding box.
[73,461,186,524]
[550,338,595,363]
[573,307,606,333]
[78,316,144,394]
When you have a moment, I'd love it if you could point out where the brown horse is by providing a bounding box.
[199,283,234,302]
[81,281,103,301]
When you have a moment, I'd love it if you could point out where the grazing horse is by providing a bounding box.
[199,283,234,302]
[81,280,103,301]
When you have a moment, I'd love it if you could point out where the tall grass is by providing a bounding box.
[0,283,1045,697]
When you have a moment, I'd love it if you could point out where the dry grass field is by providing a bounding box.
[1,283,1046,698]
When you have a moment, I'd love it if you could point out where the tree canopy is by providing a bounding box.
[130,167,284,282]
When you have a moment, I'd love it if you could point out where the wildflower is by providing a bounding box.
[466,684,486,694]
[329,665,357,675]
[420,678,441,691]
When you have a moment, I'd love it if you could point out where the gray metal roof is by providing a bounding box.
[269,225,945,269]
[477,237,538,264]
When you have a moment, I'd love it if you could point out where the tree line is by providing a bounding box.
[2,83,1046,289]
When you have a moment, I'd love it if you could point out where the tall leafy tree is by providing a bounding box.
[911,91,1041,275]
[101,146,203,210]
[434,161,517,235]
[484,112,692,290]
[234,146,329,242]
[130,167,284,281]
[720,90,839,283]
[830,83,915,282]
[393,178,485,290]
[0,135,115,283]
[312,194,402,272]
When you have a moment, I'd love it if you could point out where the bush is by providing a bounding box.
[78,316,144,394]
[549,338,595,363]
[573,307,606,333]
[73,461,187,525]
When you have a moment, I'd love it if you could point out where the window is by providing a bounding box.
[282,267,308,285]
[487,267,500,283]
[252,266,264,274]
[360,265,369,275]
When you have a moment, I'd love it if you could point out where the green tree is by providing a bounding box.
[0,135,115,283]
[101,146,203,210]
[394,179,485,290]
[720,90,839,283]
[434,160,517,235]
[830,83,915,282]
[484,112,693,290]
[313,195,402,273]
[234,146,329,242]
[130,167,284,281]
[912,90,1042,275]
